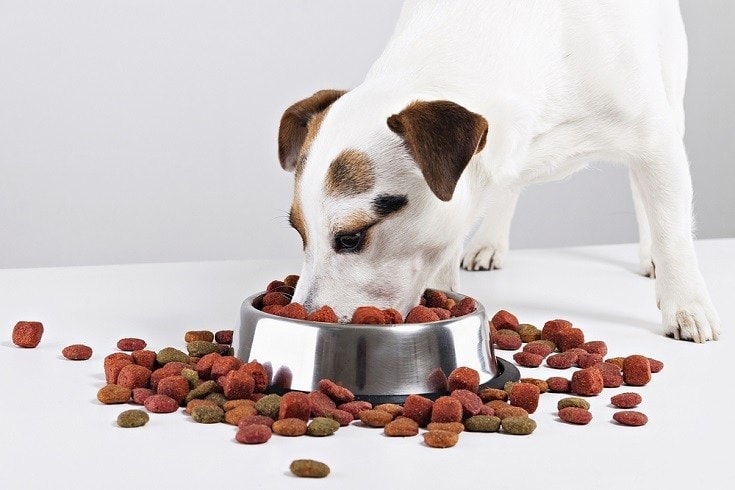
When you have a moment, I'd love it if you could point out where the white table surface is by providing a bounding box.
[1,239,733,489]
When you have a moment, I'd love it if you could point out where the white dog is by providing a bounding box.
[277,0,720,342]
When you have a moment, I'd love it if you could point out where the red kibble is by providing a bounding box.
[571,367,604,396]
[117,338,147,352]
[144,394,179,413]
[611,392,642,409]
[509,383,540,414]
[132,387,154,405]
[576,352,604,369]
[278,391,311,421]
[613,410,648,426]
[402,395,434,427]
[239,361,269,393]
[306,305,339,323]
[405,305,441,324]
[238,415,275,429]
[236,424,272,444]
[491,310,519,331]
[221,370,255,400]
[557,328,585,352]
[262,305,282,315]
[447,366,480,393]
[261,292,291,308]
[274,302,308,320]
[431,308,452,320]
[424,290,448,308]
[326,408,354,426]
[382,308,404,324]
[265,280,286,293]
[648,357,664,373]
[581,340,608,356]
[430,396,463,423]
[157,375,190,405]
[319,379,355,403]
[450,297,477,317]
[194,352,221,379]
[541,319,572,345]
[451,389,484,417]
[214,330,233,345]
[12,321,44,348]
[546,351,578,369]
[352,306,388,325]
[131,350,157,371]
[337,400,373,418]
[149,362,187,391]
[546,377,571,393]
[513,351,544,368]
[494,330,523,350]
[117,364,153,390]
[623,355,652,386]
[522,341,554,358]
[210,355,243,380]
[307,390,337,417]
[592,362,624,388]
[559,406,593,425]
[105,358,133,385]
[61,344,93,360]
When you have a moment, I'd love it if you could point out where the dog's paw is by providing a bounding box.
[660,299,721,343]
[461,244,506,271]
[639,258,655,278]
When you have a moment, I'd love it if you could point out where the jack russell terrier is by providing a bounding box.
[277,0,720,342]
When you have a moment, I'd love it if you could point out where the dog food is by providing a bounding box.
[306,417,340,436]
[238,415,275,429]
[541,319,572,345]
[430,396,463,423]
[255,394,281,419]
[318,379,355,403]
[622,355,652,386]
[144,394,179,413]
[289,459,330,478]
[401,395,433,426]
[117,409,150,428]
[546,351,577,369]
[405,305,441,323]
[358,409,394,427]
[478,388,508,402]
[272,417,308,436]
[423,429,459,448]
[520,378,548,393]
[557,328,585,352]
[517,324,541,342]
[581,340,608,356]
[191,405,225,424]
[236,424,272,444]
[278,391,311,421]
[12,321,44,348]
[557,397,590,410]
[117,364,153,390]
[491,309,519,331]
[427,421,464,433]
[186,340,219,358]
[117,338,146,351]
[464,415,501,432]
[215,330,234,345]
[546,376,571,393]
[611,392,642,409]
[558,406,592,425]
[447,366,480,392]
[451,389,484,417]
[509,383,540,414]
[384,416,420,436]
[494,330,523,350]
[612,410,648,426]
[184,330,214,343]
[97,384,131,404]
[648,357,664,373]
[307,306,340,323]
[62,344,93,360]
[501,416,537,435]
[513,351,544,367]
[374,403,404,418]
[352,306,390,324]
[571,367,604,396]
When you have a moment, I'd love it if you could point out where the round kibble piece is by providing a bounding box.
[215,330,234,345]
[613,410,648,426]
[402,395,433,427]
[513,351,544,368]
[191,405,225,424]
[494,330,523,350]
[541,319,572,345]
[290,459,330,478]
[384,416,419,437]
[144,394,179,413]
[272,417,308,436]
[236,424,272,444]
[278,391,310,421]
[546,377,571,393]
[186,340,220,357]
[184,330,214,343]
[501,416,537,435]
[306,417,340,437]
[558,397,590,410]
[558,407,593,425]
[427,422,464,434]
[648,357,664,373]
[423,429,459,448]
[491,310,519,331]
[12,321,44,348]
[359,409,394,428]
[611,392,643,409]
[117,338,146,351]
[431,396,463,423]
[546,351,578,369]
[62,344,93,360]
[464,415,501,432]
[117,409,150,428]
[97,384,132,404]
[255,393,281,419]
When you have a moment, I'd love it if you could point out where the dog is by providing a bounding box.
[276,0,721,342]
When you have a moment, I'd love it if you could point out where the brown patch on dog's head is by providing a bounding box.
[289,200,307,249]
[278,89,347,172]
[325,149,375,197]
[387,100,488,201]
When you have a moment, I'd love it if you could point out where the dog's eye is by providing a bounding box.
[334,230,366,253]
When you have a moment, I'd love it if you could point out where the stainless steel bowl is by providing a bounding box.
[234,291,519,404]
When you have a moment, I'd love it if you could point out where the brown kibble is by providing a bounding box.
[117,364,153,390]
[185,398,218,415]
[427,421,464,434]
[131,350,157,371]
[401,394,434,427]
[451,389,484,417]
[623,355,652,386]
[613,410,648,426]
[592,361,624,388]
[278,391,311,421]
[423,429,459,448]
[522,341,554,358]
[325,408,354,426]
[517,324,541,343]
[132,387,155,405]
[215,330,234,345]
[571,367,604,396]
[494,330,523,350]
[494,404,529,420]
[237,414,275,429]
[478,388,508,403]
[405,305,441,324]
[384,416,419,437]
[274,302,308,320]
[605,357,625,369]
[546,351,578,369]
[318,379,355,403]
[375,403,403,418]
[12,321,44,348]
[430,308,452,320]
[491,310,519,331]
[519,378,549,393]
[509,383,540,414]
[337,400,372,418]
[541,319,572,345]
[283,274,300,288]
[224,404,258,425]
[576,352,604,369]
[611,392,643,409]
[424,289,448,308]
[289,459,330,478]
[581,340,608,356]
[184,330,214,343]
[382,308,404,324]
[156,375,189,405]
[97,384,132,404]
[558,406,593,425]
[236,424,272,444]
[648,357,664,373]
[306,305,339,323]
[447,366,480,393]
[351,306,388,325]
[210,355,242,380]
[359,409,394,427]
[62,344,93,360]
[430,396,463,423]
[513,351,544,368]
[144,394,179,413]
[117,337,147,352]
[239,361,269,393]
[272,417,308,436]
[449,297,476,317]
[557,328,585,352]
[261,292,291,307]
[546,377,571,393]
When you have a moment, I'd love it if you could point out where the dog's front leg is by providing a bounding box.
[630,132,721,342]
[629,169,655,277]
[461,186,520,271]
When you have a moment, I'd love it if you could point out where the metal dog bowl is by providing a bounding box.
[234,291,519,404]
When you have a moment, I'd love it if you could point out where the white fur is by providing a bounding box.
[291,0,721,341]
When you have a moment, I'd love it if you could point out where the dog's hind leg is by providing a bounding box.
[630,128,720,342]
[629,169,655,278]
[461,187,519,271]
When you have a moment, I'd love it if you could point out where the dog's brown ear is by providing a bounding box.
[278,89,347,171]
[387,100,488,201]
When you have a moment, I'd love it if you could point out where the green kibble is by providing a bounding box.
[186,340,220,358]
[181,368,200,388]
[205,392,228,408]
[517,323,541,342]
[191,405,224,424]
[557,397,591,411]
[464,415,501,433]
[504,380,517,394]
[255,393,281,419]
[185,380,218,403]
[117,409,149,428]
[306,417,340,437]
[289,459,330,478]
[156,347,190,365]
[501,416,537,435]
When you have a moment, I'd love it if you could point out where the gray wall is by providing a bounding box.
[1,1,733,269]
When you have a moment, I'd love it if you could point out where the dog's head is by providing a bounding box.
[278,89,488,321]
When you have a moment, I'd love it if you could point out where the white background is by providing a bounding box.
[1,0,733,269]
